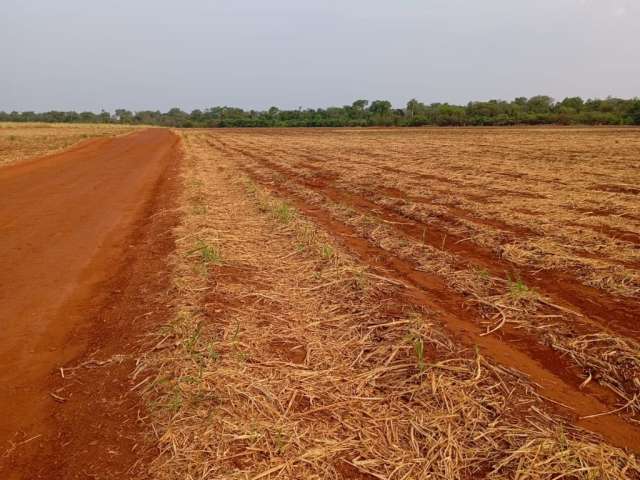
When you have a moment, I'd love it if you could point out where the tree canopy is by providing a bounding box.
[2,96,639,127]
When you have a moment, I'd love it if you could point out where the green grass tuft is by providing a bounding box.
[272,201,294,224]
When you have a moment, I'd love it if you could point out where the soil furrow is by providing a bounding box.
[234,160,640,453]
[255,140,640,250]
[217,139,640,341]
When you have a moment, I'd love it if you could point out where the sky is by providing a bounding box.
[1,0,639,112]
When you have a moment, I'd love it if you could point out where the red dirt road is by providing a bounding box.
[0,129,179,477]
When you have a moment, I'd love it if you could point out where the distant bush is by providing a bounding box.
[628,100,640,125]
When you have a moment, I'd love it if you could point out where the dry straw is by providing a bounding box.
[0,122,137,166]
[240,153,640,409]
[136,131,640,480]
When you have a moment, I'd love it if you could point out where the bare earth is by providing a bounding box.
[0,129,179,478]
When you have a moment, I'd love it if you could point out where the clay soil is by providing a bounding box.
[0,129,180,479]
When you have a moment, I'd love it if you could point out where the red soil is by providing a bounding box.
[0,129,180,479]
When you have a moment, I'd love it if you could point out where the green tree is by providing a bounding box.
[629,100,640,125]
[350,99,369,121]
[406,98,423,117]
[527,95,554,114]
[97,110,112,123]
[560,97,584,112]
[352,99,369,111]
[115,109,133,123]
[369,100,392,116]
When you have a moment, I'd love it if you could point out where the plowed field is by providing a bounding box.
[142,127,640,479]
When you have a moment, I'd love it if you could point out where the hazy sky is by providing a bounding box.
[1,0,638,112]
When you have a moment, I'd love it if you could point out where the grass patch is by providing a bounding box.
[507,275,533,299]
[320,243,334,260]
[189,240,222,266]
[272,201,295,224]
[410,333,426,372]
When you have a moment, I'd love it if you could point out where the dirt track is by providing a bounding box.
[0,129,179,478]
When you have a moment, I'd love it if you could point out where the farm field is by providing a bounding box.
[0,122,138,166]
[139,127,640,479]
[2,126,640,479]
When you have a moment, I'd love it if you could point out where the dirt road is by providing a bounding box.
[0,129,179,477]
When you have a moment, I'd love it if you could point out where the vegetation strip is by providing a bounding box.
[3,95,640,127]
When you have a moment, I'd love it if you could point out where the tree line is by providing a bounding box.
[2,96,640,127]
